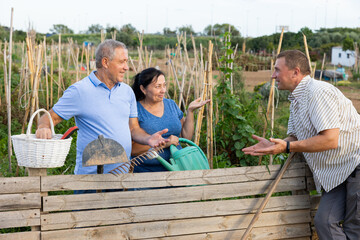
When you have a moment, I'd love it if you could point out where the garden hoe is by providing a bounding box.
[82,135,128,175]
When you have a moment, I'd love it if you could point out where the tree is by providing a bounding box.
[342,35,355,51]
[163,27,176,35]
[106,24,118,33]
[86,24,103,34]
[204,24,240,36]
[49,24,74,34]
[120,24,137,35]
[177,25,196,36]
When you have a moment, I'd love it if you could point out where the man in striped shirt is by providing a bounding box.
[243,50,360,239]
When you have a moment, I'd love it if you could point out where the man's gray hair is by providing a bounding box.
[95,40,127,68]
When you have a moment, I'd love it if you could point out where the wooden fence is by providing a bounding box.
[0,161,319,240]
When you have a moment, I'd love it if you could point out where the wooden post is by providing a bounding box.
[27,168,48,231]
[7,8,14,171]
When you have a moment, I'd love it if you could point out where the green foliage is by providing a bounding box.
[49,24,74,34]
[342,35,355,51]
[204,24,240,36]
[177,25,196,36]
[86,24,103,34]
[213,32,261,167]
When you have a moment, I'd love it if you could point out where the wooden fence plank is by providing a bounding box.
[43,177,305,211]
[0,193,41,211]
[0,209,40,228]
[0,231,40,240]
[41,210,311,239]
[41,163,306,191]
[0,177,40,194]
[152,224,311,240]
[41,195,310,230]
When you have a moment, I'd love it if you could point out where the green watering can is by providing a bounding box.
[156,138,210,171]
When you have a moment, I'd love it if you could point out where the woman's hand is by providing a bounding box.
[164,135,179,148]
[188,98,210,113]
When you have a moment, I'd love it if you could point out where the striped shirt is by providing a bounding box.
[287,75,360,192]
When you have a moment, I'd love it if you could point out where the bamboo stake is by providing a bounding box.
[194,62,207,146]
[29,44,43,118]
[312,62,317,78]
[129,56,138,74]
[302,33,313,75]
[206,41,214,168]
[57,34,62,100]
[7,8,14,170]
[319,53,326,81]
[43,37,49,110]
[50,43,54,106]
[17,41,26,102]
[178,65,187,109]
[101,29,105,43]
[75,47,79,82]
[86,44,90,75]
[241,153,296,240]
[259,28,284,165]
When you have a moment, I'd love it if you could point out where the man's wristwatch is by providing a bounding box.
[286,141,290,153]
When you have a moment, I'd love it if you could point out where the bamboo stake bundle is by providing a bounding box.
[259,28,284,165]
[25,37,35,89]
[168,59,186,108]
[319,53,326,81]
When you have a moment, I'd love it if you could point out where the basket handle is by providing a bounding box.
[26,108,55,137]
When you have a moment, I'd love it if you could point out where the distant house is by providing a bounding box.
[331,46,356,67]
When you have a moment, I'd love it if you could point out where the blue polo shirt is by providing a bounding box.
[53,71,137,174]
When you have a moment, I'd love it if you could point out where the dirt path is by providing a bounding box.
[243,71,360,112]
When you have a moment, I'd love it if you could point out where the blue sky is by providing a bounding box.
[1,0,359,37]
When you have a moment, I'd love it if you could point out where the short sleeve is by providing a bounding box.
[129,89,138,118]
[172,100,183,120]
[52,85,81,120]
[308,88,340,133]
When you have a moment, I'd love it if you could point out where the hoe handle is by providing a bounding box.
[241,152,296,240]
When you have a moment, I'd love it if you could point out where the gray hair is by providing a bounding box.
[95,40,127,68]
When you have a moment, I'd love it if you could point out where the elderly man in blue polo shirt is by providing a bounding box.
[36,40,168,175]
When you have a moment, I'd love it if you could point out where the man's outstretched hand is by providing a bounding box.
[147,129,170,148]
[242,135,287,156]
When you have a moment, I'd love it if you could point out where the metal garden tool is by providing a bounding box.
[82,135,128,174]
[109,147,164,176]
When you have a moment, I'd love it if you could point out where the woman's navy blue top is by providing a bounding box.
[133,98,183,172]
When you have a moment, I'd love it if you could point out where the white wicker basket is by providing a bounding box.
[11,109,72,168]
